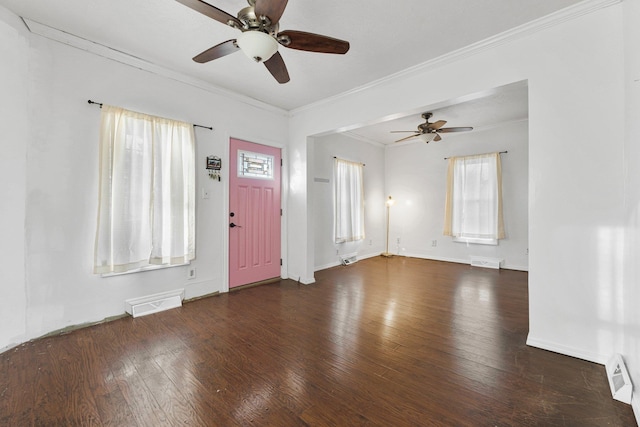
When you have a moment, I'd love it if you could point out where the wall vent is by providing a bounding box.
[606,353,633,405]
[340,253,358,266]
[125,289,184,318]
[470,256,502,269]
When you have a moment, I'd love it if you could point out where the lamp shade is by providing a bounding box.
[418,133,437,143]
[237,31,278,63]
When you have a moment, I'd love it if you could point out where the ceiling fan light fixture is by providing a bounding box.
[237,31,278,63]
[419,133,437,143]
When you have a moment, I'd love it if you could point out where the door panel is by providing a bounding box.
[229,138,281,288]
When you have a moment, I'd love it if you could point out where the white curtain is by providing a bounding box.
[443,152,505,240]
[334,158,365,243]
[94,105,196,274]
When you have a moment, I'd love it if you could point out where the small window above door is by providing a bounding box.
[237,150,274,180]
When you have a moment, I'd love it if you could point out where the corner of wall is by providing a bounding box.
[632,394,640,425]
[0,5,29,353]
[0,6,29,37]
[526,333,608,365]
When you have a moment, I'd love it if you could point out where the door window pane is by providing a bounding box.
[238,150,274,180]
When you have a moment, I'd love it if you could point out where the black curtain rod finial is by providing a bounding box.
[88,99,103,108]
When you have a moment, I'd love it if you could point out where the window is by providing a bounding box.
[94,105,196,274]
[333,158,365,243]
[443,152,505,244]
[238,150,274,179]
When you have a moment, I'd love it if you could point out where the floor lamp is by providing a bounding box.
[382,196,395,257]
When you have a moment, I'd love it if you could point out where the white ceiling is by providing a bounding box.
[340,81,529,146]
[2,0,582,113]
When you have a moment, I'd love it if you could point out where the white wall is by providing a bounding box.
[289,3,626,366]
[623,0,640,419]
[2,6,638,422]
[385,119,528,270]
[0,7,288,351]
[0,8,29,349]
[312,134,385,270]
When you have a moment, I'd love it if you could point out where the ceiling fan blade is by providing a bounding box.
[390,131,418,133]
[175,0,242,27]
[193,40,239,63]
[434,134,442,142]
[264,52,290,84]
[278,30,350,54]
[427,120,447,130]
[254,0,288,24]
[437,127,474,133]
[394,133,420,143]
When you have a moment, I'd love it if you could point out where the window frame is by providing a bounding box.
[443,152,505,245]
[333,157,366,244]
[93,105,196,275]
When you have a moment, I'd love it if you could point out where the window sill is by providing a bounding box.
[453,237,498,246]
[100,262,188,278]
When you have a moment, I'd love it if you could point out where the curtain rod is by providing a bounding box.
[333,156,365,166]
[88,100,213,130]
[444,150,508,160]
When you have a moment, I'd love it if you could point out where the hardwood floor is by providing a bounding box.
[1,256,636,426]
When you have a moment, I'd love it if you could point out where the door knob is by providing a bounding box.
[230,222,242,228]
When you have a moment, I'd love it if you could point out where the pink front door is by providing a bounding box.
[229,138,281,288]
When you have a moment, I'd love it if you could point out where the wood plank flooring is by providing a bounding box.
[1,256,636,426]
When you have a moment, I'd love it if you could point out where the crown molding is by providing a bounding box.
[23,19,289,118]
[291,0,621,116]
[21,0,621,118]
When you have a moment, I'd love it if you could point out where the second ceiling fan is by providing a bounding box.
[391,112,473,143]
[175,0,350,83]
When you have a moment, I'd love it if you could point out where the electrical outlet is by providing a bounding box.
[369,239,372,246]
[432,240,437,247]
[187,267,196,280]
[201,187,209,199]
[396,237,400,244]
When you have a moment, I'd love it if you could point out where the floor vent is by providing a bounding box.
[606,353,633,404]
[470,256,502,269]
[125,289,184,318]
[340,253,358,266]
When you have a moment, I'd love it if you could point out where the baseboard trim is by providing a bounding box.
[632,394,640,425]
[397,252,466,265]
[0,291,224,355]
[314,251,382,272]
[0,313,129,355]
[502,263,529,272]
[300,277,316,285]
[402,252,529,271]
[526,334,607,364]
[0,342,21,355]
[315,252,530,273]
[314,261,341,271]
